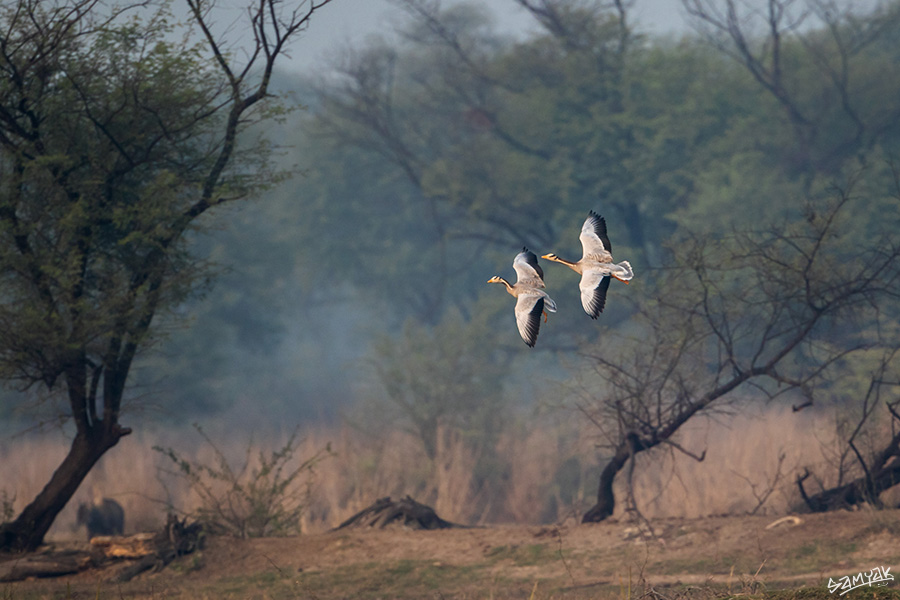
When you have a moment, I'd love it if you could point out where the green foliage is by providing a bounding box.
[0,490,13,523]
[297,0,900,294]
[0,0,285,393]
[155,424,333,538]
[367,307,510,460]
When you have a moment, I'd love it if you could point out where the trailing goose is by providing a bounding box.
[488,247,557,347]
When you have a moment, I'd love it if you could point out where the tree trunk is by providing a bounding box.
[0,424,129,552]
[582,441,633,523]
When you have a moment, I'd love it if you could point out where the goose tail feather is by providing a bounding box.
[616,261,634,281]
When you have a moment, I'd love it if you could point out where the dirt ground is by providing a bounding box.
[4,509,900,599]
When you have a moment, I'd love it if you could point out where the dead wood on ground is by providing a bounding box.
[335,496,462,530]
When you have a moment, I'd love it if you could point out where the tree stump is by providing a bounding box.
[335,496,461,530]
[112,514,204,582]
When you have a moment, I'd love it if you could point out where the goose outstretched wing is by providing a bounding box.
[512,247,545,286]
[579,210,613,260]
[514,294,545,347]
[579,269,611,319]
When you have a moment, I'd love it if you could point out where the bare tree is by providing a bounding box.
[580,177,900,522]
[0,0,333,552]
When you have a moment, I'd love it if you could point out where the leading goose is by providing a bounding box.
[488,247,558,347]
[542,210,633,319]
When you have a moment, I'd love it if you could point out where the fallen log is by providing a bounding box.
[90,532,156,558]
[335,496,461,530]
[0,551,93,582]
[112,554,158,583]
[0,514,203,583]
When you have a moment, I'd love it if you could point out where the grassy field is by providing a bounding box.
[4,509,900,599]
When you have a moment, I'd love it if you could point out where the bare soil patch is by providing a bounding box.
[4,509,900,599]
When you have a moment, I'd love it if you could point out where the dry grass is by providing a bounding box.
[0,403,894,541]
[629,405,840,519]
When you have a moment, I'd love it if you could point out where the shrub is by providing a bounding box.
[155,424,332,538]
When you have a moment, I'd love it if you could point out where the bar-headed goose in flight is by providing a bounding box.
[542,210,633,319]
[488,247,558,347]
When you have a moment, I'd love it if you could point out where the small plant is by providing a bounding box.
[170,551,205,575]
[154,424,333,538]
[0,490,13,522]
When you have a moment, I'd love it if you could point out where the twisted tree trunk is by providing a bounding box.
[0,422,129,552]
[582,433,647,523]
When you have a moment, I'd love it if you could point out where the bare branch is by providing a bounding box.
[582,177,900,521]
[661,438,707,463]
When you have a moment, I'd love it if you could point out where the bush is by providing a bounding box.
[155,424,332,538]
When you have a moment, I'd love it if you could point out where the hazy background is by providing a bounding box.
[2,0,900,538]
[288,0,689,70]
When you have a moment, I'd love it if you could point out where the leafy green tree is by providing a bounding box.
[0,0,333,551]
[367,308,510,461]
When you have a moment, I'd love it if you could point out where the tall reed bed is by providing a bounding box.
[0,403,886,540]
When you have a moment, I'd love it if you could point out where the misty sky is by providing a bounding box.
[288,0,690,73]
